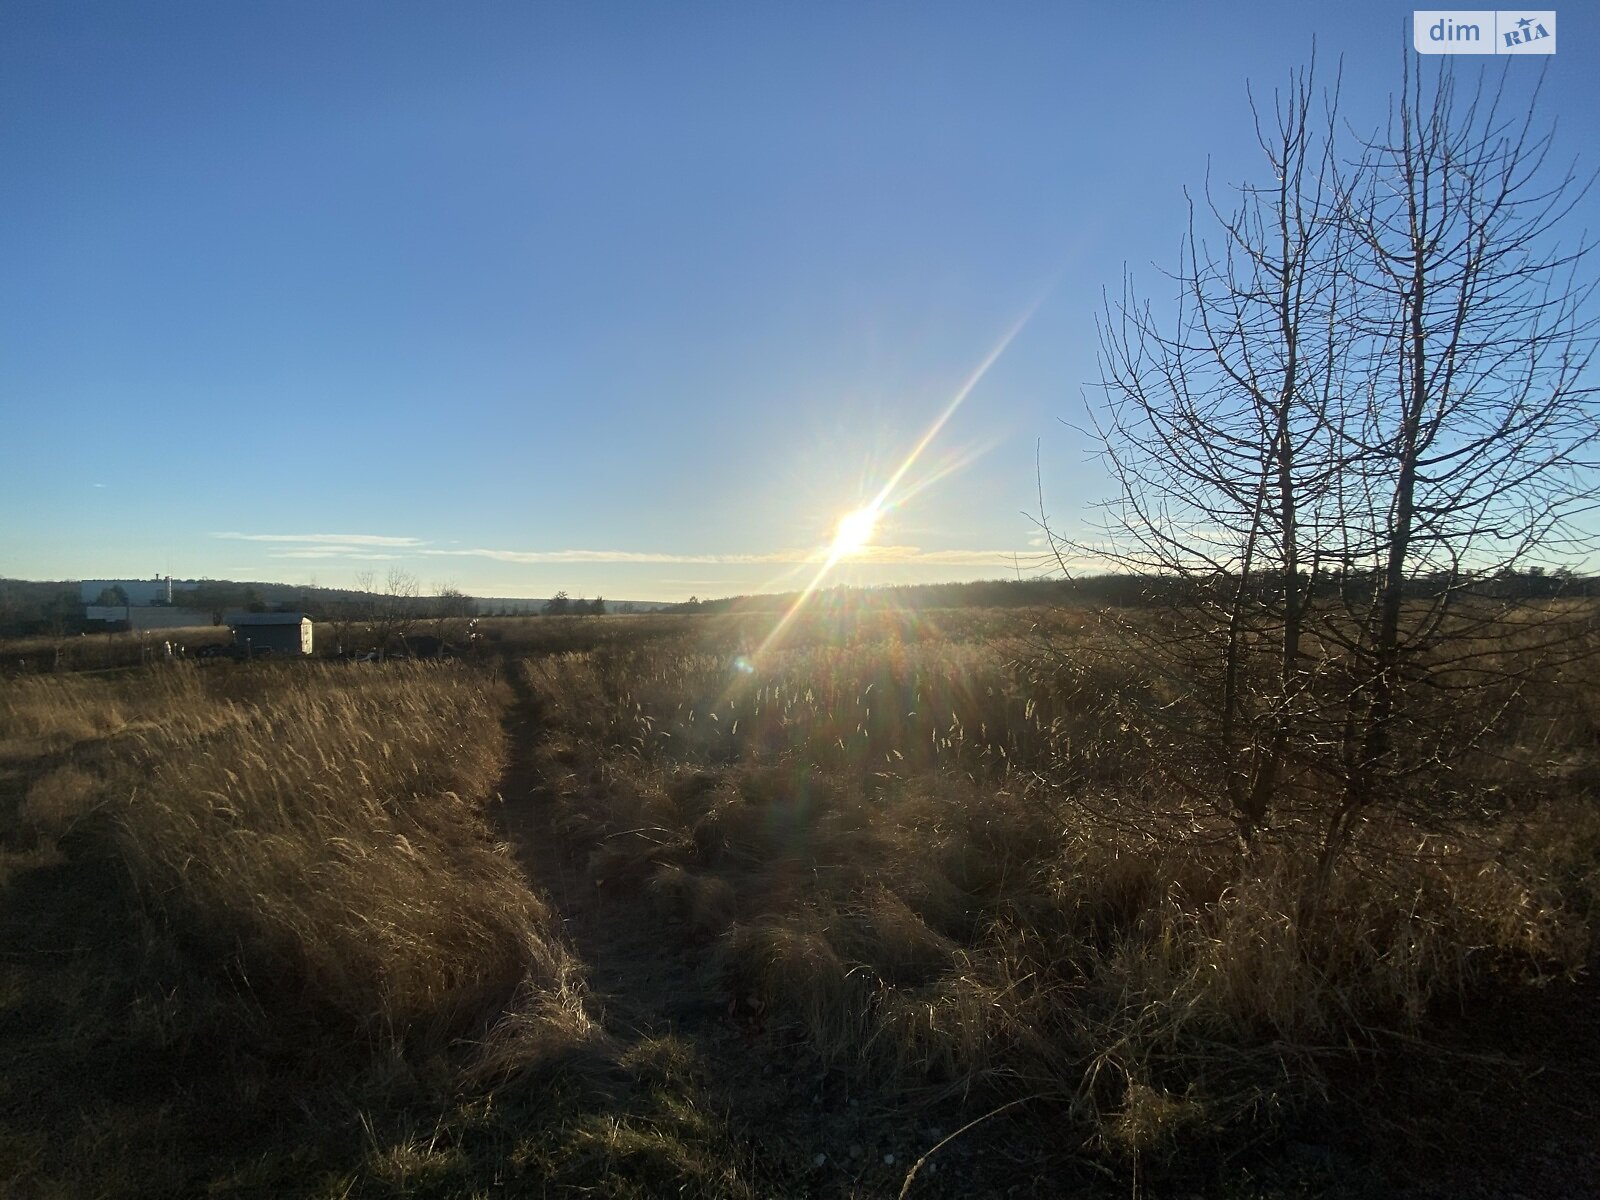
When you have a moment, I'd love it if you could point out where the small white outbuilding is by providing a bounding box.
[226,612,314,656]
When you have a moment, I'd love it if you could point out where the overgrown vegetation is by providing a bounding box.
[2,605,1596,1196]
[514,610,1600,1166]
[0,661,600,1197]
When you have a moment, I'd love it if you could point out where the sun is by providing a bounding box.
[831,507,879,558]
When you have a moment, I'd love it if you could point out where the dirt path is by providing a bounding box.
[482,662,1024,1198]
[490,670,732,1046]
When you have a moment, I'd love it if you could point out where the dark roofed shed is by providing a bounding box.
[227,612,313,656]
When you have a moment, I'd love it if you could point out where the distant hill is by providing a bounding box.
[0,577,677,635]
[473,597,675,616]
[5,569,1593,638]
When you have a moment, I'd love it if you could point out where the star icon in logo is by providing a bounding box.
[1517,16,1533,30]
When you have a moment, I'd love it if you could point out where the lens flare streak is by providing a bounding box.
[750,297,1047,665]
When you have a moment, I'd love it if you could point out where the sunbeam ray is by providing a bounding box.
[750,292,1051,665]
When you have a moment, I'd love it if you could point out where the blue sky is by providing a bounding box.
[4,2,1595,601]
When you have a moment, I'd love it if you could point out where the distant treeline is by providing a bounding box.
[0,576,652,637]
[684,567,1600,615]
[0,580,81,636]
[3,568,1594,637]
[0,578,462,637]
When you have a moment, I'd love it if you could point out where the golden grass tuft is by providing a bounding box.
[646,863,738,937]
[718,914,871,1057]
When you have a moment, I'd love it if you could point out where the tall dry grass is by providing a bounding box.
[511,618,1600,1159]
[0,624,231,675]
[2,660,593,1062]
[5,607,1595,1191]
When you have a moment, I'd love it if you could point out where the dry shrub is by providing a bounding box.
[461,942,602,1089]
[1,657,615,1200]
[842,888,959,986]
[1025,827,1593,1158]
[17,765,103,841]
[646,864,737,937]
[687,782,757,865]
[705,781,1595,1160]
[717,913,872,1058]
[864,972,998,1088]
[715,898,1046,1092]
[516,634,1073,781]
[1106,1080,1207,1160]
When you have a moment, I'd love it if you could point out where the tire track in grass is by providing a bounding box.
[491,657,730,1044]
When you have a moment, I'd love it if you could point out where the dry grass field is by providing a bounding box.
[2,606,1598,1197]
[1,625,232,675]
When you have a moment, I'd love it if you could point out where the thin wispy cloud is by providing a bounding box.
[422,545,1040,568]
[207,533,1075,575]
[422,548,760,565]
[853,545,1037,567]
[267,549,404,561]
[212,532,426,547]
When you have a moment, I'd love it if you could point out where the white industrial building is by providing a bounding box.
[80,577,212,630]
[79,577,199,606]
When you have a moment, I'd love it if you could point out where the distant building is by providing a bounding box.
[80,577,198,607]
[80,576,212,630]
[226,612,314,657]
[83,606,216,631]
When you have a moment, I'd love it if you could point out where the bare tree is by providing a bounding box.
[1057,58,1351,850]
[1047,57,1598,869]
[356,569,422,660]
[1313,59,1599,867]
[428,581,476,641]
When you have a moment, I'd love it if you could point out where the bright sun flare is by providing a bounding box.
[832,507,879,558]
